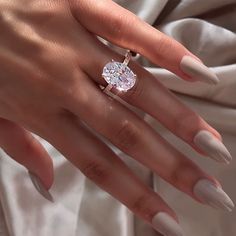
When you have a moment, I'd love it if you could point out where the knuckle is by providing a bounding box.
[169,159,195,188]
[173,110,199,138]
[81,161,111,184]
[109,14,125,39]
[113,120,140,152]
[129,193,156,220]
[156,35,174,57]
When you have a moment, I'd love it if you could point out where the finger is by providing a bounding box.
[0,118,54,200]
[70,0,219,84]
[64,74,234,211]
[80,41,231,164]
[44,112,185,236]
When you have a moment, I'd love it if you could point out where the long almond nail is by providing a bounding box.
[193,179,234,211]
[28,171,54,202]
[151,212,184,236]
[180,56,219,84]
[193,130,232,164]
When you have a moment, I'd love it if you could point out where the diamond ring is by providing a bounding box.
[102,50,137,93]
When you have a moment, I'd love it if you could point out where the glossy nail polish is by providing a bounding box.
[193,179,234,211]
[28,171,54,202]
[151,212,184,236]
[193,130,232,164]
[180,56,219,84]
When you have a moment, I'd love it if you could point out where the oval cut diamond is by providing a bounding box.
[102,61,136,92]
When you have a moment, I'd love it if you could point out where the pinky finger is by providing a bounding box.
[0,118,54,201]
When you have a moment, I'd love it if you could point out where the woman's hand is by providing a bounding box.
[0,0,233,235]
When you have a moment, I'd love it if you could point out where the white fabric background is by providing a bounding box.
[0,0,236,235]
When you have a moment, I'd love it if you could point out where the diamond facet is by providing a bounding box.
[102,61,136,92]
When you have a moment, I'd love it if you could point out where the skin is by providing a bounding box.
[0,0,223,226]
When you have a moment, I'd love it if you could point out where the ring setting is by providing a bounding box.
[102,50,137,93]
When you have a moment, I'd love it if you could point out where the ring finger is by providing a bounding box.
[64,71,234,212]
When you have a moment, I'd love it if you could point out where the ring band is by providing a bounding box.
[102,50,137,93]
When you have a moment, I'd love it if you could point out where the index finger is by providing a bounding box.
[70,0,219,84]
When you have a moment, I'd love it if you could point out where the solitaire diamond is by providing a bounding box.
[102,61,136,92]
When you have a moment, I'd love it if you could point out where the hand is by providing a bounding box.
[0,0,233,235]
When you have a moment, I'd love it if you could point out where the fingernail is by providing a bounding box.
[193,130,232,164]
[193,179,234,211]
[180,56,219,84]
[28,171,54,202]
[151,212,184,236]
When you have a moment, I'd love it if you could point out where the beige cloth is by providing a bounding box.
[0,0,236,235]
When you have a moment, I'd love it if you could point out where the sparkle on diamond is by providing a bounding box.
[102,61,136,91]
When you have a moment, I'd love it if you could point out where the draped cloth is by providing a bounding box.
[0,0,236,235]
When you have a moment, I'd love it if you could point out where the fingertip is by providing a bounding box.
[28,170,54,202]
[193,130,232,164]
[179,55,219,85]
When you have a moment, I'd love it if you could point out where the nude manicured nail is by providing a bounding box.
[193,130,232,164]
[151,212,184,236]
[28,171,54,202]
[193,179,234,211]
[180,56,219,84]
